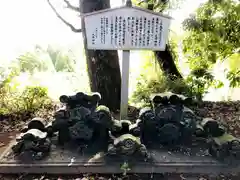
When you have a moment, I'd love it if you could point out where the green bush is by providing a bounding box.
[131,62,223,107]
[227,70,240,88]
[17,86,52,112]
[0,67,53,118]
[131,72,192,107]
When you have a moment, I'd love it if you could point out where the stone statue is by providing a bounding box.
[108,119,149,159]
[11,91,240,163]
[139,92,240,161]
[47,103,114,146]
[12,117,51,161]
[208,133,240,161]
[108,134,149,158]
[138,103,197,145]
[59,92,101,110]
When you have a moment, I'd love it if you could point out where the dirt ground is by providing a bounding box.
[0,131,18,154]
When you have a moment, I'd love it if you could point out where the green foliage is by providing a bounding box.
[133,0,184,12]
[18,51,49,73]
[20,86,52,112]
[131,0,240,104]
[0,66,20,92]
[46,46,76,72]
[227,70,240,88]
[132,69,225,106]
[131,52,226,105]
[120,162,131,175]
[17,45,77,73]
[185,68,224,100]
[131,63,192,106]
[182,0,240,78]
[0,67,52,116]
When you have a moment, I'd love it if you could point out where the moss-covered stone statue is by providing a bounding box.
[108,119,149,159]
[208,133,240,161]
[12,117,51,161]
[108,134,149,158]
[59,92,101,110]
[47,101,114,147]
[139,93,197,146]
[139,91,240,161]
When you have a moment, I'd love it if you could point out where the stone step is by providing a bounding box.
[0,140,239,175]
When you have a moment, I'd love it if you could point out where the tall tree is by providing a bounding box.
[136,0,183,80]
[47,0,121,112]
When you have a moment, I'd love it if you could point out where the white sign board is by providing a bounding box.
[84,6,171,51]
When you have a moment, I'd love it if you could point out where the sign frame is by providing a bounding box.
[84,6,172,51]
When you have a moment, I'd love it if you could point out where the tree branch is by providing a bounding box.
[63,0,80,12]
[47,0,82,33]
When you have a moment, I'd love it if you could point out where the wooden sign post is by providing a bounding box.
[83,0,171,119]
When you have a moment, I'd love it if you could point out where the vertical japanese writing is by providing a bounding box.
[91,28,98,45]
[151,18,155,46]
[147,19,151,46]
[158,20,163,46]
[154,18,159,47]
[91,33,95,45]
[122,18,126,46]
[105,17,109,35]
[114,16,118,46]
[85,9,170,49]
[127,17,131,33]
[100,17,104,44]
[131,17,135,46]
[135,17,139,46]
[110,17,114,45]
[142,17,147,47]
[139,17,143,46]
[103,17,106,44]
[118,16,122,46]
[127,16,131,46]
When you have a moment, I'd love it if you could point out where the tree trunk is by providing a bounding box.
[154,44,183,80]
[80,0,121,112]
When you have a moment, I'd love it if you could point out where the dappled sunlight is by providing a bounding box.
[15,72,90,101]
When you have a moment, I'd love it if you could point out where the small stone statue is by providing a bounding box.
[208,133,240,161]
[151,92,193,108]
[108,134,149,158]
[59,92,101,110]
[12,117,51,161]
[108,119,149,159]
[200,117,225,137]
[139,93,198,146]
[48,104,115,146]
[139,105,183,145]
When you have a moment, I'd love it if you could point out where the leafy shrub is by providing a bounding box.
[18,86,52,112]
[131,63,224,107]
[227,70,240,88]
[185,68,224,101]
[0,67,53,120]
[131,71,192,107]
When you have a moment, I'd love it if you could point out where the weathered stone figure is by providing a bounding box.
[47,92,115,147]
[140,92,240,161]
[108,119,149,159]
[12,117,51,161]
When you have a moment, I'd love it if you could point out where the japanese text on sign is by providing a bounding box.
[84,7,171,50]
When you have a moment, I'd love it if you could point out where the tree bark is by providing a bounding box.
[154,44,183,80]
[80,0,121,112]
